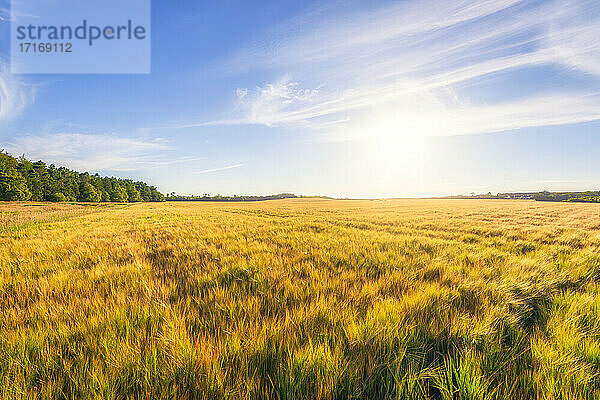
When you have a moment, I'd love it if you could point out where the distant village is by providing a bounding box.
[498,192,535,200]
[439,191,600,203]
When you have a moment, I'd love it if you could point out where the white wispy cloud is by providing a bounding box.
[195,163,244,174]
[0,62,35,122]
[137,156,206,168]
[172,77,322,129]
[0,6,39,22]
[5,133,172,171]
[190,0,600,139]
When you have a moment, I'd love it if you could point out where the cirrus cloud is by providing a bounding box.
[184,0,600,140]
[5,132,172,171]
[0,62,35,122]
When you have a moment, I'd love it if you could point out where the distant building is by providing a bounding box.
[498,192,535,200]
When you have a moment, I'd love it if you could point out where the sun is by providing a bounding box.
[354,109,430,173]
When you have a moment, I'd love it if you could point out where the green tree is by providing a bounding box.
[49,192,67,202]
[126,183,142,202]
[0,152,32,201]
[0,151,164,203]
[0,174,31,201]
[100,190,111,202]
[110,184,128,202]
[151,189,165,202]
[79,182,101,202]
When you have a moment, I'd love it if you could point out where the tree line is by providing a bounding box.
[439,191,600,203]
[533,191,600,203]
[166,193,297,202]
[0,151,164,202]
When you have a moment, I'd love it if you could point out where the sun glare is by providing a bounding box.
[350,109,431,174]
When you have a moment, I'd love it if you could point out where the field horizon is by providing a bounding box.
[2,199,600,399]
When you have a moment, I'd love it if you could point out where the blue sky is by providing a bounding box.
[1,0,600,197]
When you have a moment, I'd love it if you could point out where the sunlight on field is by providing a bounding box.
[2,199,600,399]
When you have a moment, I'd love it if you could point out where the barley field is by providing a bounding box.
[2,199,600,399]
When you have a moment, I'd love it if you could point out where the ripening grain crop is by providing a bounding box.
[1,199,600,399]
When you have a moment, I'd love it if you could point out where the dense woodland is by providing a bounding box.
[0,151,164,202]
